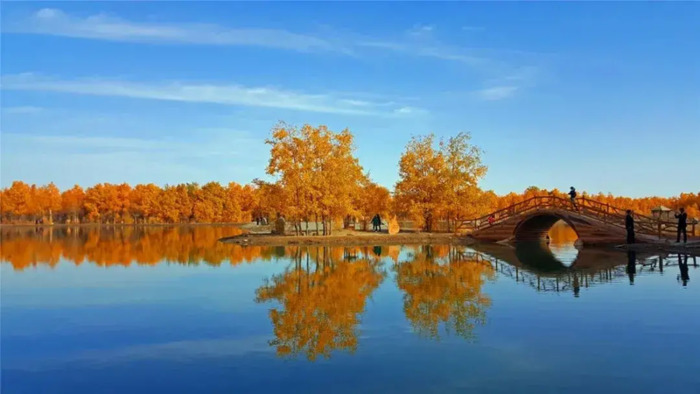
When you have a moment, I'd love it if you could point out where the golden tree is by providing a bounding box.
[157,185,181,223]
[441,133,487,231]
[394,133,486,231]
[1,181,33,221]
[61,185,85,223]
[84,183,120,223]
[266,123,366,235]
[356,181,392,230]
[35,183,62,223]
[394,134,444,231]
[129,184,162,223]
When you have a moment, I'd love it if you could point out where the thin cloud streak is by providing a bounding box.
[5,9,532,73]
[475,86,518,101]
[1,73,421,116]
[355,40,491,67]
[1,106,44,114]
[5,8,345,53]
[2,132,263,157]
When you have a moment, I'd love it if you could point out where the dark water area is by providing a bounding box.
[2,226,699,393]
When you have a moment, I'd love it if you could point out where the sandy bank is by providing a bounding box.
[219,231,472,246]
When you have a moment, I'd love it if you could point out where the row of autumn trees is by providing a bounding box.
[0,181,258,225]
[2,123,699,229]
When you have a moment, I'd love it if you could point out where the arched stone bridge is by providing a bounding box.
[459,196,683,245]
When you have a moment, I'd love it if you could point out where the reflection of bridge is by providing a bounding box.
[459,196,692,245]
[460,243,698,294]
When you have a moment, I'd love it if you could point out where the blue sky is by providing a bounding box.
[1,2,698,197]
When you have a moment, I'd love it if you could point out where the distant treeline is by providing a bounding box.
[1,123,698,228]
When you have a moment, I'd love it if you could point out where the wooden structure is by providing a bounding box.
[459,195,695,245]
[651,205,672,221]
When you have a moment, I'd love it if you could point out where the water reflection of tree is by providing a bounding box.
[255,246,385,360]
[0,226,276,269]
[395,245,494,341]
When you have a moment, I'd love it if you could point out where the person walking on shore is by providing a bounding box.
[371,214,381,232]
[675,207,688,243]
[625,209,635,244]
[569,187,578,210]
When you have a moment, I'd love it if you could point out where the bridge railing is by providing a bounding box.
[458,195,693,239]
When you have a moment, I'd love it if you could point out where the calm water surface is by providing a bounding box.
[2,226,699,393]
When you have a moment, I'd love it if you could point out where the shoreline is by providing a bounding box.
[219,231,700,255]
[219,232,469,246]
[0,222,248,228]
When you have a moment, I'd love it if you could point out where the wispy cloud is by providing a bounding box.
[2,9,541,101]
[393,106,427,115]
[1,73,421,116]
[1,127,269,188]
[355,40,491,67]
[4,9,533,72]
[3,131,259,158]
[462,26,485,32]
[408,24,435,37]
[475,86,518,101]
[1,105,43,114]
[4,8,345,53]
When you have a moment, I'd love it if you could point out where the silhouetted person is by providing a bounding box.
[678,253,689,286]
[675,208,688,243]
[625,210,635,244]
[371,214,381,232]
[569,187,578,210]
[626,250,637,285]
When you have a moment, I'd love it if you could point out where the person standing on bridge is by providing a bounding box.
[625,210,635,244]
[568,187,578,210]
[675,207,688,243]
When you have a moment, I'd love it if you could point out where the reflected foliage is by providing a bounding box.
[0,226,282,269]
[548,220,579,244]
[395,245,495,340]
[255,247,385,360]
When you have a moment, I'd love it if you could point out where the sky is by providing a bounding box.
[1,2,698,198]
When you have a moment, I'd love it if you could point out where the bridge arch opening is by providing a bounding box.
[514,216,580,266]
[514,215,579,242]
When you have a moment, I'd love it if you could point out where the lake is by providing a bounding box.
[2,226,699,393]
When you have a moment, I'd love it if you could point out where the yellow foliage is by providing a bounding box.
[388,215,400,235]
